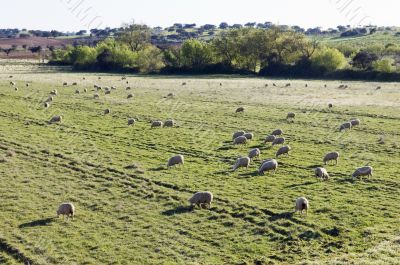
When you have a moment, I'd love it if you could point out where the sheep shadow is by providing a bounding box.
[162,206,193,216]
[217,145,233,151]
[238,171,259,178]
[285,181,315,188]
[149,166,165,171]
[19,217,55,228]
[268,211,294,221]
[307,164,322,169]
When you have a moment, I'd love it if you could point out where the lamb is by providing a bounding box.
[151,120,163,128]
[44,102,50,108]
[315,167,329,181]
[63,82,68,86]
[232,131,245,140]
[72,82,78,86]
[232,157,251,171]
[164,120,176,127]
[271,129,283,136]
[188,191,213,209]
[352,166,373,179]
[94,93,100,99]
[328,103,333,108]
[248,148,260,160]
[167,155,184,168]
[46,96,53,103]
[128,118,136,126]
[272,137,285,146]
[75,89,80,94]
[323,151,339,165]
[104,109,110,115]
[350,119,361,127]
[243,132,254,140]
[263,135,276,145]
[49,115,62,124]
[287,112,296,120]
[276,145,291,157]
[127,93,133,99]
[57,203,75,219]
[339,122,352,131]
[236,107,245,113]
[233,136,247,145]
[295,197,309,215]
[258,159,278,175]
[105,90,111,95]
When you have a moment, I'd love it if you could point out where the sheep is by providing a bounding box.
[352,166,373,179]
[167,155,184,168]
[182,82,187,86]
[96,86,102,91]
[128,118,136,126]
[328,103,333,108]
[264,135,276,144]
[285,83,291,87]
[57,203,75,219]
[104,109,110,115]
[232,131,245,140]
[49,115,62,124]
[44,102,50,108]
[271,129,283,136]
[339,122,352,131]
[167,93,175,97]
[272,137,285,146]
[287,112,296,120]
[295,197,309,215]
[324,84,327,88]
[276,145,291,157]
[50,90,58,96]
[105,90,111,95]
[14,87,18,91]
[273,83,277,87]
[305,84,308,87]
[25,83,29,87]
[75,89,80,94]
[248,148,260,160]
[83,88,87,93]
[315,167,329,181]
[233,136,247,145]
[111,86,117,90]
[104,87,110,91]
[46,96,53,103]
[232,157,251,171]
[127,93,133,99]
[98,77,102,80]
[151,120,163,128]
[236,107,245,113]
[243,132,254,140]
[94,93,100,99]
[323,151,340,165]
[164,120,176,128]
[72,82,78,86]
[350,119,361,127]
[10,81,16,86]
[376,86,381,90]
[258,159,278,175]
[188,191,213,209]
[265,84,268,87]
[63,82,68,86]
[126,87,131,90]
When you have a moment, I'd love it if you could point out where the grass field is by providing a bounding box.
[0,65,399,264]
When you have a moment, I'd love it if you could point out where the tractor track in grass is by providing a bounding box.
[0,238,37,265]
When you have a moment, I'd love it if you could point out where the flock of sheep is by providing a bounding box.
[8,78,375,219]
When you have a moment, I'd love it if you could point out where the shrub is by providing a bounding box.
[372,58,396,73]
[311,47,347,72]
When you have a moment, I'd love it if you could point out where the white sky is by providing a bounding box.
[1,0,399,31]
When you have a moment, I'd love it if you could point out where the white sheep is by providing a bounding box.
[46,96,53,103]
[94,93,100,99]
[232,157,250,171]
[128,118,136,126]
[188,191,213,209]
[295,197,309,215]
[233,136,247,145]
[127,93,133,99]
[248,148,260,160]
[272,137,285,146]
[57,203,75,219]
[315,167,329,181]
[287,112,296,120]
[243,132,254,140]
[339,122,352,131]
[350,119,361,127]
[323,152,340,165]
[44,102,50,108]
[75,89,80,94]
[271,129,283,136]
[151,120,163,128]
[49,115,62,124]
[352,166,373,179]
[276,145,291,157]
[104,109,110,115]
[232,131,245,140]
[258,159,278,175]
[236,107,245,113]
[164,120,176,127]
[264,135,276,144]
[167,155,184,168]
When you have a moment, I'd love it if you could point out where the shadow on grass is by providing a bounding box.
[268,211,294,221]
[307,164,322,169]
[149,166,165,171]
[218,145,233,151]
[285,181,315,188]
[238,171,259,178]
[19,217,55,228]
[162,206,193,216]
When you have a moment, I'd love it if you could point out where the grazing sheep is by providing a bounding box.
[232,157,251,171]
[96,86,102,91]
[305,84,308,87]
[271,129,283,136]
[111,86,116,90]
[376,86,381,90]
[236,107,245,113]
[352,166,373,179]
[323,151,340,165]
[126,87,131,90]
[285,83,291,87]
[46,96,53,103]
[83,88,87,93]
[164,120,176,127]
[232,131,245,140]
[151,120,163,128]
[94,93,100,99]
[167,93,175,97]
[14,87,18,91]
[243,132,254,140]
[248,148,260,160]
[324,84,327,88]
[50,90,58,96]
[339,122,352,131]
[105,90,111,95]
[220,83,222,86]
[272,137,285,146]
[10,82,16,86]
[328,103,333,108]
[26,83,29,87]
[233,136,247,145]
[273,83,277,87]
[98,77,102,80]
[265,84,268,87]
[44,102,50,108]
[75,89,80,94]
[276,145,291,157]
[127,93,133,99]
[188,191,213,209]
[350,119,361,127]
[167,155,184,168]
[127,118,136,126]
[72,82,78,86]
[315,167,329,181]
[287,112,296,120]
[104,87,110,91]
[295,197,309,215]
[49,115,62,124]
[63,82,68,86]
[182,82,187,86]
[258,159,278,175]
[104,109,110,115]
[57,203,75,219]
[264,135,276,144]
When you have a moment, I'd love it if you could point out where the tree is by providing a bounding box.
[180,39,215,69]
[352,51,379,69]
[311,47,347,72]
[372,58,395,73]
[117,22,151,52]
[219,22,229,29]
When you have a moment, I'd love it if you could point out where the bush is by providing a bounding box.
[311,47,347,72]
[372,58,396,73]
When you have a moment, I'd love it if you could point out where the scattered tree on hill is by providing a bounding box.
[352,51,379,69]
[118,22,151,52]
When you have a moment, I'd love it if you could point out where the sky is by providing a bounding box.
[1,0,399,32]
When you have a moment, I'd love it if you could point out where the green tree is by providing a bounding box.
[180,39,215,69]
[118,21,151,52]
[372,58,395,73]
[311,47,347,72]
